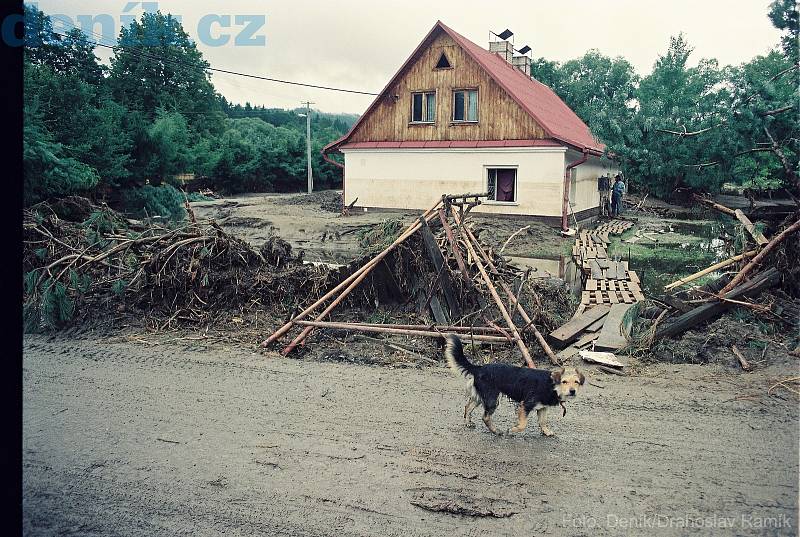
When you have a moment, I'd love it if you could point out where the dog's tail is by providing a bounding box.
[445,334,478,378]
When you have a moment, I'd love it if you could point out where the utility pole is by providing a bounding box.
[301,101,314,193]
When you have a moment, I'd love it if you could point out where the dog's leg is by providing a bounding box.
[508,404,529,434]
[537,407,554,437]
[482,407,503,436]
[464,398,479,428]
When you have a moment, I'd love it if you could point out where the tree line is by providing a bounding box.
[23,5,356,219]
[23,2,798,220]
[531,0,798,197]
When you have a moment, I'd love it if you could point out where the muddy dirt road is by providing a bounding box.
[24,336,798,536]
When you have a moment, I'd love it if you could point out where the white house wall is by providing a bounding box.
[569,152,619,214]
[342,147,569,217]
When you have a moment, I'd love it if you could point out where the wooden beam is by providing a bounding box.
[664,250,757,291]
[455,216,536,367]
[293,320,509,343]
[657,268,780,339]
[264,200,442,348]
[548,306,611,348]
[419,216,460,320]
[734,210,768,246]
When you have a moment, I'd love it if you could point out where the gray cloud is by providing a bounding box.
[37,0,783,114]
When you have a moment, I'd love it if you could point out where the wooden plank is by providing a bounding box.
[608,290,619,304]
[606,263,618,280]
[585,316,606,332]
[586,279,598,291]
[429,295,449,325]
[581,291,591,305]
[590,260,603,279]
[548,305,611,348]
[734,209,769,246]
[574,331,600,349]
[597,258,611,269]
[608,280,617,292]
[595,303,635,351]
[419,217,460,320]
[593,290,603,304]
[628,270,640,284]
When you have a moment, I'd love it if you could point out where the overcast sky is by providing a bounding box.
[37,0,783,114]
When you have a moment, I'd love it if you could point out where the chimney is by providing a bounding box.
[489,40,514,63]
[512,55,531,76]
[489,29,514,63]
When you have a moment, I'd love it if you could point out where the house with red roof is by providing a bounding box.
[322,21,618,229]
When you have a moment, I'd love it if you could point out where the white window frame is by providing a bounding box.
[485,166,518,204]
[410,90,436,124]
[452,88,478,123]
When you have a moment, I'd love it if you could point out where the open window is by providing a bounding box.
[435,52,451,69]
[411,91,436,123]
[487,168,517,203]
[453,89,478,122]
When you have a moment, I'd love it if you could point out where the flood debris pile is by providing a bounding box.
[263,193,571,367]
[631,197,800,367]
[22,198,379,332]
[282,190,343,213]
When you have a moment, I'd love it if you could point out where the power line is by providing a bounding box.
[50,28,380,96]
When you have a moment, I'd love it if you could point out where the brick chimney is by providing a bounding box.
[512,55,531,76]
[489,40,514,63]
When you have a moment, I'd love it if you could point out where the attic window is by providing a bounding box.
[435,52,451,69]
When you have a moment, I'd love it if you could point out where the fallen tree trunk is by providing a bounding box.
[656,268,780,339]
[718,218,799,295]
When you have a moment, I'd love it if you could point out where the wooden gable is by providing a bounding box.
[347,31,547,143]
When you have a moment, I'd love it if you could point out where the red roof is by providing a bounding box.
[339,139,563,150]
[324,21,604,155]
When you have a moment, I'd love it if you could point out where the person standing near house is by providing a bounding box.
[611,174,626,217]
[598,174,611,217]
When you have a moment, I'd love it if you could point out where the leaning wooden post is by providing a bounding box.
[280,202,443,355]
[458,216,560,366]
[437,207,471,284]
[718,218,800,295]
[262,200,442,347]
[455,217,536,368]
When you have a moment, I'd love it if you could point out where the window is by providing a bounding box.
[453,89,478,122]
[487,168,517,202]
[411,91,435,123]
[435,52,451,69]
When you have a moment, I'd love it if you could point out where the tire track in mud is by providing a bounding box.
[24,335,799,536]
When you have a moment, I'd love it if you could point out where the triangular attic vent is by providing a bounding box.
[435,52,451,69]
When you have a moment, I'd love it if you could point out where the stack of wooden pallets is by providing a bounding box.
[548,219,643,356]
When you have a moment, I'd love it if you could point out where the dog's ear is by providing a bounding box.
[551,367,564,383]
[576,369,585,385]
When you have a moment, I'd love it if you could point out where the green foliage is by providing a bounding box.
[121,184,187,221]
[210,118,305,193]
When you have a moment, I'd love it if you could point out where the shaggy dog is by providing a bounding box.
[445,335,584,436]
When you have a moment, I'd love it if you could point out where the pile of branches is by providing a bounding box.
[22,199,361,331]
[629,208,800,359]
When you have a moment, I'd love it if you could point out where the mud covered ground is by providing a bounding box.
[23,334,799,536]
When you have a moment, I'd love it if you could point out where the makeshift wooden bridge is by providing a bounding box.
[549,218,643,359]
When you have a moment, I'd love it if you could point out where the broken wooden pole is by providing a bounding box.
[734,209,769,246]
[664,250,757,291]
[657,268,780,339]
[263,200,442,349]
[693,194,736,216]
[293,320,510,343]
[731,346,751,371]
[437,207,470,284]
[719,218,800,295]
[459,220,560,366]
[455,216,535,367]
[352,322,507,334]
